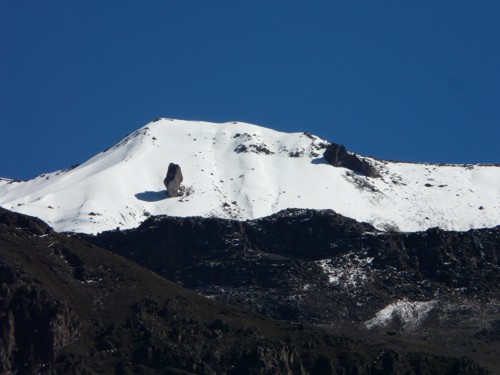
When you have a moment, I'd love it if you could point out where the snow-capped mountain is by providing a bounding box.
[1,118,498,234]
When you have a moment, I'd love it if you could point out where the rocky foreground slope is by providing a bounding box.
[1,207,492,374]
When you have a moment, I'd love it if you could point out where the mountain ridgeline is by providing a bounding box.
[1,119,499,233]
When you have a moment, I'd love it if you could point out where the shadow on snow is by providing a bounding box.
[135,190,167,202]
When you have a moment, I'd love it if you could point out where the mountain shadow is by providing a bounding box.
[135,190,167,202]
[310,157,330,165]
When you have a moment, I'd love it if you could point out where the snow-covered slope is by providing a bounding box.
[1,119,499,234]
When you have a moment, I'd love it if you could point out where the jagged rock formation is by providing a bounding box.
[324,143,380,177]
[163,162,183,197]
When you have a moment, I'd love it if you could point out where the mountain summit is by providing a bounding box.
[1,119,498,234]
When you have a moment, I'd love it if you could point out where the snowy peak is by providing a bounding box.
[0,118,499,234]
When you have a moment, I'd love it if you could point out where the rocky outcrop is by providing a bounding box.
[163,163,183,197]
[0,207,53,235]
[324,143,380,177]
[0,270,78,373]
[83,209,499,326]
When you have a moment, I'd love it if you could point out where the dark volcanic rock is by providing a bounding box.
[1,209,487,374]
[324,143,379,177]
[163,162,183,197]
[4,286,78,371]
[0,207,53,235]
[83,209,499,327]
[234,143,274,155]
[80,209,500,372]
[83,209,375,279]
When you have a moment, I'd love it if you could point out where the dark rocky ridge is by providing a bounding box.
[80,209,500,372]
[0,208,53,235]
[1,208,496,373]
[85,209,498,303]
[2,207,492,374]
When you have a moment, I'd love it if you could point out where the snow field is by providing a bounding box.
[1,119,498,234]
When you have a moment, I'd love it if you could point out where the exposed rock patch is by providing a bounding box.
[232,133,275,155]
[234,143,274,155]
[324,143,380,177]
[0,207,53,236]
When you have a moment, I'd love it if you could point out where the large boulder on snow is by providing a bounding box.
[324,143,379,178]
[163,163,183,197]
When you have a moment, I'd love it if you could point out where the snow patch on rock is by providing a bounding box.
[316,255,374,288]
[365,299,437,331]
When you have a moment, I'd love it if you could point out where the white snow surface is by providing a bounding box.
[1,119,499,234]
[364,300,437,331]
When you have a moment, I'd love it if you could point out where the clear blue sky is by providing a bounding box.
[1,1,499,180]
